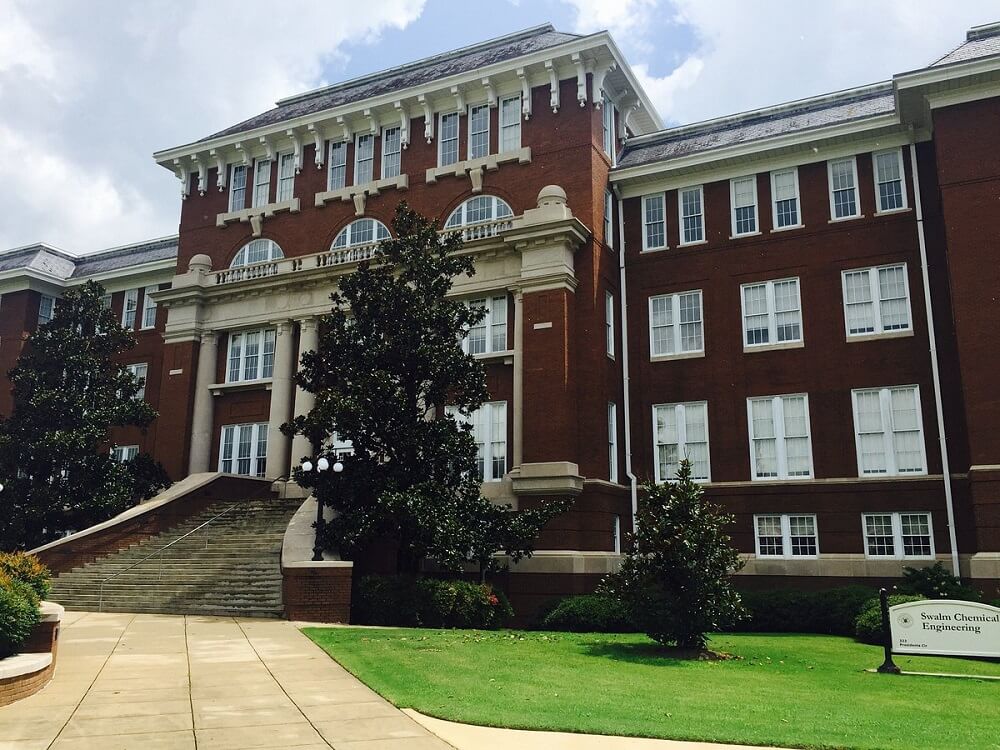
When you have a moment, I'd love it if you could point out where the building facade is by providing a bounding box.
[2,23,999,606]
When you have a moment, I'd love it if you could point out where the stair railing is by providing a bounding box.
[97,503,239,612]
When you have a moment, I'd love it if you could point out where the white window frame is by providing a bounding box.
[219,422,268,478]
[827,156,861,220]
[740,278,803,349]
[463,295,508,355]
[122,288,138,329]
[605,291,615,358]
[648,290,704,359]
[770,168,802,230]
[652,401,711,483]
[678,185,705,245]
[499,94,521,152]
[730,175,759,237]
[467,104,490,160]
[872,148,908,213]
[277,152,295,202]
[141,286,157,330]
[252,158,271,208]
[851,386,928,477]
[641,193,667,251]
[226,328,277,383]
[841,264,912,338]
[125,362,148,401]
[608,402,618,482]
[327,141,348,190]
[746,394,814,480]
[446,401,507,482]
[381,126,401,179]
[604,189,613,248]
[754,514,819,559]
[602,94,615,161]
[438,111,460,167]
[228,164,247,212]
[112,445,139,463]
[354,133,374,185]
[612,514,621,554]
[331,218,391,249]
[862,512,935,559]
[38,295,56,325]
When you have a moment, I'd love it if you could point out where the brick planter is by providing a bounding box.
[0,602,63,706]
[282,562,353,622]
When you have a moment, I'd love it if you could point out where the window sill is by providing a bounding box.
[754,555,820,561]
[828,214,865,224]
[314,174,408,209]
[426,147,531,187]
[846,329,914,343]
[678,239,707,248]
[216,198,300,228]
[859,471,929,480]
[770,224,804,234]
[743,340,804,354]
[863,555,935,561]
[750,475,815,482]
[209,379,273,395]
[874,207,912,217]
[729,231,762,240]
[650,350,704,362]
[640,245,669,253]
[473,349,514,364]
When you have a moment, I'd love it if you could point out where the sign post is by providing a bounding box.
[877,589,901,674]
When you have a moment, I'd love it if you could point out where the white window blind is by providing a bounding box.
[220,423,268,477]
[852,386,926,476]
[742,278,802,347]
[653,401,710,482]
[649,290,703,357]
[747,394,813,480]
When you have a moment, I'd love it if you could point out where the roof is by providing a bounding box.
[616,85,895,170]
[0,237,178,282]
[931,22,1000,67]
[200,25,580,144]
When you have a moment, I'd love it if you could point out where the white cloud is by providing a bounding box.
[561,0,659,39]
[0,0,426,253]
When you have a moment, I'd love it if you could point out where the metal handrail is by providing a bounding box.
[97,503,239,612]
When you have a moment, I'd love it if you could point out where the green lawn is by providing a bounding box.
[303,628,1000,750]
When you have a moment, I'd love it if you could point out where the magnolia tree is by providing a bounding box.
[284,203,568,575]
[0,281,169,550]
[601,459,746,650]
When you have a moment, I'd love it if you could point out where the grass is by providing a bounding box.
[303,628,1000,750]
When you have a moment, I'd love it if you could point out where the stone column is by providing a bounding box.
[512,289,524,468]
[265,321,295,479]
[290,318,319,470]
[188,331,218,474]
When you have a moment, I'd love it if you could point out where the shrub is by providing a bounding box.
[0,572,42,659]
[0,552,51,600]
[854,594,926,645]
[540,595,636,633]
[352,575,513,629]
[990,598,1000,610]
[898,562,981,601]
[738,586,877,636]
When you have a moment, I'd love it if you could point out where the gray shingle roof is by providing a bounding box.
[200,25,580,144]
[0,237,178,281]
[616,87,895,170]
[931,23,1000,67]
[0,245,76,277]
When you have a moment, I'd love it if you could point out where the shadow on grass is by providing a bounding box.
[579,639,714,666]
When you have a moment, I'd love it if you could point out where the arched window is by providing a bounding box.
[445,195,513,229]
[331,218,391,249]
[230,238,283,268]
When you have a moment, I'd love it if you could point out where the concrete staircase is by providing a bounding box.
[49,498,301,618]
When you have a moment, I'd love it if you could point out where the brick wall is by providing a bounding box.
[282,565,353,622]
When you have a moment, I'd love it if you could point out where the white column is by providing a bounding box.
[188,331,218,475]
[265,321,295,479]
[290,318,319,470]
[512,289,524,468]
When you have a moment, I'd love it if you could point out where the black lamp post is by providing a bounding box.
[301,455,344,561]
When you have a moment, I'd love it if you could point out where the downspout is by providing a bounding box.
[613,184,639,525]
[909,141,961,579]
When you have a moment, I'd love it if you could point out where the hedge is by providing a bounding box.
[855,594,927,644]
[0,552,51,601]
[539,594,636,633]
[0,573,42,659]
[735,586,879,636]
[352,575,513,629]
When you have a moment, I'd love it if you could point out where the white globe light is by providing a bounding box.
[317,457,330,472]
[0,482,4,492]
[333,461,344,473]
[301,460,313,473]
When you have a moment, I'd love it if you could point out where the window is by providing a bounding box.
[382,127,401,179]
[112,445,139,463]
[842,264,911,337]
[219,423,268,477]
[605,291,615,357]
[641,193,666,251]
[252,159,271,207]
[747,394,813,480]
[446,401,507,481]
[226,328,277,383]
[444,196,513,240]
[873,149,907,212]
[828,157,860,219]
[862,512,934,558]
[741,278,802,348]
[679,186,704,244]
[125,363,148,400]
[755,514,819,558]
[771,168,801,229]
[354,133,374,185]
[439,112,459,166]
[122,289,138,329]
[852,386,926,476]
[468,104,489,160]
[604,190,614,247]
[230,238,284,268]
[500,94,521,152]
[649,290,703,358]
[141,286,158,329]
[38,295,56,325]
[277,152,295,202]
[328,141,347,190]
[331,218,391,249]
[653,401,710,482]
[463,295,507,354]
[602,94,615,158]
[229,164,247,212]
[608,402,618,482]
[612,515,621,554]
[731,176,758,236]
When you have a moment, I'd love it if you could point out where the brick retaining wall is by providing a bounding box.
[282,564,353,622]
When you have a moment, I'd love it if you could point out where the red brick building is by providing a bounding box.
[3,23,999,603]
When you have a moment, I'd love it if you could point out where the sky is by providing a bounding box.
[0,0,996,254]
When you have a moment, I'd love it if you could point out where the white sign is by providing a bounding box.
[890,600,1000,658]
